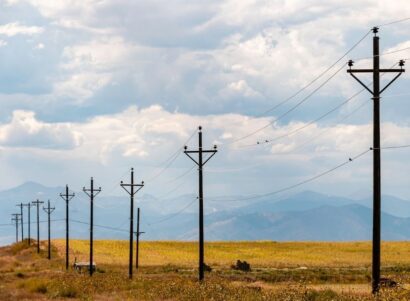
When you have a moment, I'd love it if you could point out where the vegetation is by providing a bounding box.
[2,240,410,300]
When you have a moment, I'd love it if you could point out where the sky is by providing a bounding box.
[0,0,410,200]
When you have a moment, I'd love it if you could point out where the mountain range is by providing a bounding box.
[1,182,410,245]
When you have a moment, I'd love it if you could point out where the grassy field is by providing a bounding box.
[2,240,410,300]
[53,239,410,268]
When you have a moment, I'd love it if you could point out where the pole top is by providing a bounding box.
[198,126,202,131]
[131,167,134,172]
[372,27,379,35]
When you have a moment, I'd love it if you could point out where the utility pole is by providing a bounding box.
[83,177,101,276]
[32,199,44,253]
[134,207,145,269]
[347,27,405,294]
[11,214,21,243]
[22,203,34,245]
[60,185,75,270]
[16,203,24,241]
[120,168,144,279]
[184,126,217,281]
[43,200,55,260]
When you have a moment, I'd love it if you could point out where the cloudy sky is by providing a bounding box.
[0,0,409,200]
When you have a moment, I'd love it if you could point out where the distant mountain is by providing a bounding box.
[198,204,410,241]
[2,183,410,245]
[357,195,410,218]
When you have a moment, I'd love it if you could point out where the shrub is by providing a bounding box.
[231,260,251,272]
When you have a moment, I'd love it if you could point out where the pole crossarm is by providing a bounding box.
[347,68,404,73]
[347,66,405,96]
[183,152,199,165]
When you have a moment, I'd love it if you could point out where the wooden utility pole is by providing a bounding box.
[43,200,55,260]
[60,185,75,269]
[16,203,24,241]
[11,214,21,243]
[121,168,144,279]
[22,203,34,245]
[184,126,217,281]
[347,27,405,293]
[135,208,145,269]
[83,177,101,276]
[32,199,44,253]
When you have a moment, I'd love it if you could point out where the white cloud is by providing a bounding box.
[0,22,43,36]
[0,110,82,149]
[0,40,7,47]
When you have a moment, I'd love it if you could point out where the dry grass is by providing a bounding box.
[53,239,410,268]
[2,240,410,300]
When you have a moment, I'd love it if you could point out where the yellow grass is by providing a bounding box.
[53,239,410,268]
[4,240,410,300]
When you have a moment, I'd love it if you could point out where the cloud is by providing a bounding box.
[0,40,7,47]
[0,22,43,36]
[0,110,82,149]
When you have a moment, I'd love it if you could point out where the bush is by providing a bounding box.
[203,263,212,272]
[231,260,251,272]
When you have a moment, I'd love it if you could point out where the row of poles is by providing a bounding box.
[12,200,54,259]
[9,125,215,282]
[11,189,145,276]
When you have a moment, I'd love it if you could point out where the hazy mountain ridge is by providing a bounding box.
[1,182,410,244]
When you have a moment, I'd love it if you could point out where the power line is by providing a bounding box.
[163,165,196,185]
[354,45,410,61]
[225,63,346,145]
[208,148,371,202]
[256,30,372,118]
[243,61,400,149]
[379,144,410,150]
[247,88,365,147]
[222,30,371,145]
[70,219,129,233]
[378,17,410,27]
[144,130,196,183]
[0,219,65,227]
[271,98,371,156]
[146,198,197,226]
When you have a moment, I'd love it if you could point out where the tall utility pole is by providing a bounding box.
[22,203,34,245]
[43,200,55,260]
[16,203,24,241]
[120,168,144,279]
[347,27,405,294]
[60,185,75,270]
[135,207,145,269]
[32,199,44,253]
[11,214,21,243]
[184,126,217,281]
[83,177,101,276]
